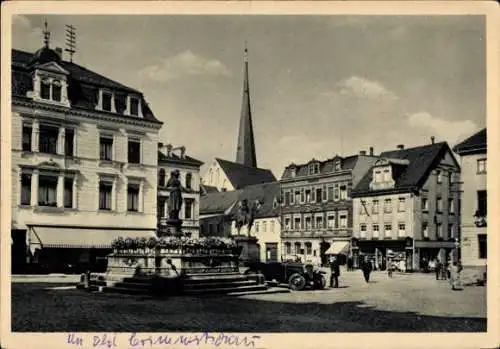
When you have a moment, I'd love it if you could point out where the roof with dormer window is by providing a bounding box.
[280,154,361,179]
[11,48,161,124]
[352,142,460,197]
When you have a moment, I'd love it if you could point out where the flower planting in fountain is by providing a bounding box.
[111,236,241,256]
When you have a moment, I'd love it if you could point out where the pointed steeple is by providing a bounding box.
[236,43,257,168]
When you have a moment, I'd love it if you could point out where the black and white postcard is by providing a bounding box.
[1,2,499,349]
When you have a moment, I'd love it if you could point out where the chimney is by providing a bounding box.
[166,143,173,157]
[55,47,63,60]
[180,146,186,158]
[359,150,367,156]
[397,144,404,150]
[431,136,435,144]
[369,147,374,156]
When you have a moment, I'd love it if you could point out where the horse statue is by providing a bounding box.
[235,199,261,237]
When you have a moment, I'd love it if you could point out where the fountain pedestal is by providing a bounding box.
[234,235,260,263]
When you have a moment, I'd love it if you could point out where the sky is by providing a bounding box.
[12,14,486,178]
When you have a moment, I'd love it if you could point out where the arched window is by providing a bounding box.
[158,169,166,187]
[186,173,192,189]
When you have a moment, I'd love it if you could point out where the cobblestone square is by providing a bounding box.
[12,271,486,332]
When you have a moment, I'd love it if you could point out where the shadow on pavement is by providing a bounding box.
[11,282,486,332]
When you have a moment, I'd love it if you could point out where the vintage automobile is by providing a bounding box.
[243,261,326,291]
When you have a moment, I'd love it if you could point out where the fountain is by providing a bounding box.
[78,170,266,296]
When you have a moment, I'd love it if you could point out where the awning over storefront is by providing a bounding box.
[325,241,350,255]
[30,227,156,249]
[414,240,457,249]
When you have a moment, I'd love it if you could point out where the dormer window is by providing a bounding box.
[126,95,142,117]
[308,162,320,175]
[130,97,139,116]
[102,92,113,112]
[335,161,341,171]
[39,77,62,102]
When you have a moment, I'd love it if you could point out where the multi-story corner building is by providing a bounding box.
[453,128,487,268]
[228,182,282,262]
[351,141,461,271]
[10,42,162,273]
[279,150,379,266]
[157,143,203,238]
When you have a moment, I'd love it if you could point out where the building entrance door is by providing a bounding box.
[265,243,278,262]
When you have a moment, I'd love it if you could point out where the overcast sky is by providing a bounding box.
[12,15,485,178]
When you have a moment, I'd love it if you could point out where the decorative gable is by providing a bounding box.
[29,62,70,107]
[369,158,397,190]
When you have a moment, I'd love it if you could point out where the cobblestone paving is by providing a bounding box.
[11,271,486,332]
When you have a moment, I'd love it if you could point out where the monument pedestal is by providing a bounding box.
[158,218,183,237]
[234,236,260,263]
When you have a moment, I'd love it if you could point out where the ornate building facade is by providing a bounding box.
[352,141,461,271]
[279,152,379,266]
[10,42,162,273]
[157,144,203,238]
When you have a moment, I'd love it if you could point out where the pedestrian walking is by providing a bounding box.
[347,257,353,271]
[329,256,340,288]
[361,256,372,283]
[435,259,442,280]
[450,262,463,290]
[387,259,394,278]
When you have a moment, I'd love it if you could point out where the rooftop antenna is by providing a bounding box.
[65,24,76,62]
[42,20,50,48]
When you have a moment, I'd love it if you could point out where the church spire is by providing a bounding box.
[236,42,257,168]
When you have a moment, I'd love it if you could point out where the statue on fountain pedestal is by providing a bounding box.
[235,199,261,237]
[166,169,183,236]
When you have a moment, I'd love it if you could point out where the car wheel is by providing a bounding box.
[288,273,306,291]
[314,274,326,290]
